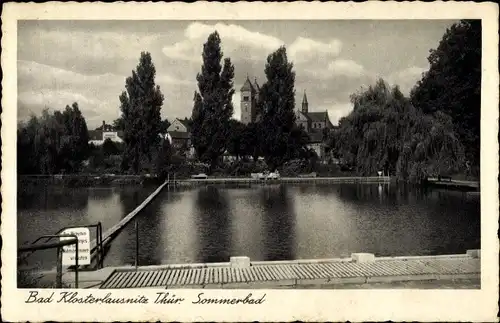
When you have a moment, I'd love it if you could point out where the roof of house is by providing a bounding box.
[95,123,116,132]
[240,77,255,92]
[88,130,124,141]
[168,131,190,139]
[178,118,191,130]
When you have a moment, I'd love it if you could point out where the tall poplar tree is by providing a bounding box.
[119,52,164,173]
[259,46,299,169]
[191,31,235,171]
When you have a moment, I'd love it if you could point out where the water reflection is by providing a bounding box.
[18,184,481,269]
[259,185,296,261]
[194,186,232,263]
[18,187,89,211]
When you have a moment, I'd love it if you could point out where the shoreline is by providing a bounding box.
[18,174,392,187]
[17,175,479,192]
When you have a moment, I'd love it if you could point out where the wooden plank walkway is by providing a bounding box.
[426,178,479,190]
[175,176,391,186]
[100,255,480,289]
[89,181,168,258]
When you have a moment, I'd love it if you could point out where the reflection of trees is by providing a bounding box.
[112,190,141,265]
[116,189,167,266]
[17,187,89,211]
[136,194,165,266]
[104,189,179,267]
[260,185,296,261]
[194,186,231,263]
[333,183,480,255]
[87,188,114,201]
[335,183,418,207]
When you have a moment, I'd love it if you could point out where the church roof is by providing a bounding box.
[253,78,260,91]
[240,77,255,92]
[302,91,308,104]
[307,111,330,123]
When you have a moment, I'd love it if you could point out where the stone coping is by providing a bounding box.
[31,250,481,276]
[97,250,481,272]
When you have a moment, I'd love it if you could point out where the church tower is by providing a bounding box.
[301,91,309,114]
[240,76,256,125]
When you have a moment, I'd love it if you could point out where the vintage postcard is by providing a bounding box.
[1,1,499,322]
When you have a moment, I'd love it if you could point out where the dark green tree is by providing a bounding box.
[159,118,171,134]
[258,46,300,169]
[410,20,481,175]
[155,137,173,180]
[112,117,125,130]
[59,102,89,172]
[226,119,246,159]
[119,52,164,173]
[102,138,120,156]
[190,31,235,171]
[244,122,263,162]
[336,79,465,182]
[17,103,89,174]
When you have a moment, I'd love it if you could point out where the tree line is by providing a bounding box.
[17,20,480,182]
[329,20,480,182]
[17,103,89,174]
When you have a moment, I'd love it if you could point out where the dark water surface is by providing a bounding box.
[17,183,480,269]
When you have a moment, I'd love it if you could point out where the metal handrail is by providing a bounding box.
[18,234,79,288]
[19,222,104,269]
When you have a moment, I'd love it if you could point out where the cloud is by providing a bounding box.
[20,29,161,62]
[18,90,112,123]
[18,60,121,92]
[328,59,365,77]
[387,66,428,94]
[163,22,284,63]
[289,37,342,64]
[17,60,196,128]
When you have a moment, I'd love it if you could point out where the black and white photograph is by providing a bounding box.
[2,2,498,322]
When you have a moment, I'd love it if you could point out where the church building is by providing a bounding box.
[295,91,333,134]
[240,77,261,125]
[295,91,333,159]
[239,77,333,159]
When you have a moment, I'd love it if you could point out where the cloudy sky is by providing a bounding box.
[18,20,456,128]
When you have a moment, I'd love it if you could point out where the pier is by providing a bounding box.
[88,180,169,261]
[425,178,479,191]
[169,176,391,187]
[50,250,481,289]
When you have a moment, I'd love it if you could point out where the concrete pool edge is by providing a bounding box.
[24,250,481,289]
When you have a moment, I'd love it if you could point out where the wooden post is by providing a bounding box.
[135,218,139,269]
[56,247,62,288]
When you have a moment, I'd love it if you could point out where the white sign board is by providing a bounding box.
[60,227,91,266]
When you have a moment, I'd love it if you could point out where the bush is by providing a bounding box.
[223,160,266,177]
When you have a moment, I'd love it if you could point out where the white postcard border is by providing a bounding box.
[2,2,498,322]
